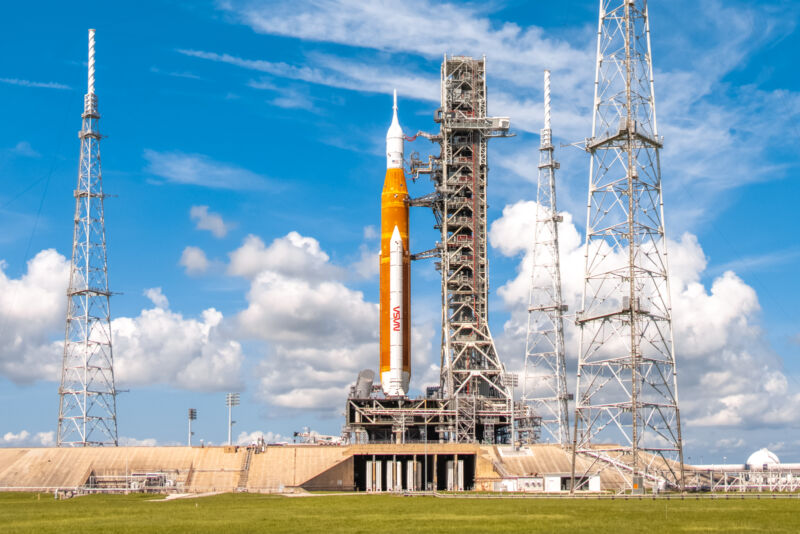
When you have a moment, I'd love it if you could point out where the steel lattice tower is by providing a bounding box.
[522,71,570,446]
[570,0,684,490]
[57,29,118,447]
[411,56,514,443]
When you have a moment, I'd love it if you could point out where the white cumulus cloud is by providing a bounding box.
[118,436,159,447]
[112,298,244,391]
[229,232,377,412]
[228,232,339,281]
[236,430,287,445]
[0,248,244,392]
[0,249,69,383]
[228,231,437,412]
[0,430,55,447]
[190,205,232,238]
[144,287,169,309]
[180,246,210,275]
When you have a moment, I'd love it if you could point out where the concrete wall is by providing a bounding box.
[0,443,619,493]
[0,445,363,493]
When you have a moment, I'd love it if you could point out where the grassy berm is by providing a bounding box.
[2,492,798,533]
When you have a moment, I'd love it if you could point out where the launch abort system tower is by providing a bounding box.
[57,29,118,447]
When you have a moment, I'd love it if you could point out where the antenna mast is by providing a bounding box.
[522,70,570,446]
[57,29,119,447]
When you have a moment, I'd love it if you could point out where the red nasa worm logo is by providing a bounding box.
[392,306,401,331]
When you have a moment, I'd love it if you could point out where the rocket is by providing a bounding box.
[380,90,410,396]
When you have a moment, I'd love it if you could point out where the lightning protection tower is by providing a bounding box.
[570,0,684,490]
[522,70,570,446]
[57,29,118,446]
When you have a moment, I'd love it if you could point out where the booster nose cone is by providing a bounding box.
[386,89,404,169]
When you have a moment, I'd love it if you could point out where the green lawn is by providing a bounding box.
[1,492,798,533]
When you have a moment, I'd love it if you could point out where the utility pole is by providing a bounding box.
[226,393,240,446]
[57,29,118,447]
[571,0,684,493]
[522,70,570,446]
[188,408,197,447]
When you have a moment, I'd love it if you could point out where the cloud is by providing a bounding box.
[218,0,588,87]
[0,248,242,391]
[0,249,70,383]
[0,430,55,447]
[350,245,379,279]
[214,0,588,126]
[708,248,800,276]
[247,79,316,110]
[144,287,169,309]
[715,437,745,451]
[0,78,70,90]
[143,149,271,190]
[362,225,378,240]
[190,205,232,238]
[179,49,439,102]
[226,230,438,412]
[149,66,202,80]
[118,436,159,447]
[488,201,800,443]
[213,0,800,232]
[236,430,287,445]
[271,92,314,110]
[7,141,40,158]
[228,232,339,281]
[112,298,244,391]
[228,232,378,412]
[180,246,210,275]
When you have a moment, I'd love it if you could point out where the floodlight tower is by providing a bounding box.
[188,408,197,446]
[57,29,118,447]
[522,70,570,446]
[571,0,684,490]
[226,393,240,445]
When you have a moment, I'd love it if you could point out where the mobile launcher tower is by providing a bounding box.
[345,56,539,444]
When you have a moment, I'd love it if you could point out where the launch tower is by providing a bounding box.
[411,56,523,443]
[57,29,118,447]
[522,71,570,446]
[570,0,684,490]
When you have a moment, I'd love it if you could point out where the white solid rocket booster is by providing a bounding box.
[388,225,404,395]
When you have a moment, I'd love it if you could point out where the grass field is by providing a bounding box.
[2,492,799,533]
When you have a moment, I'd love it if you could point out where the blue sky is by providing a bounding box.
[0,0,799,463]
